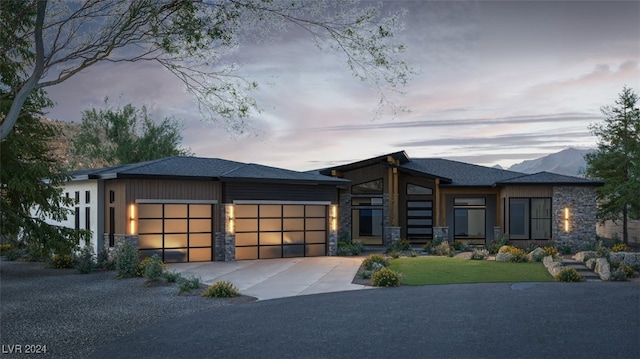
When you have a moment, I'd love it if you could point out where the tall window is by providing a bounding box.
[509,198,551,240]
[85,207,91,230]
[454,198,486,242]
[351,179,384,245]
[74,207,80,230]
[85,190,90,204]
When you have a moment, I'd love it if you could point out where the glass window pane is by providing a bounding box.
[283,218,304,231]
[138,235,162,249]
[260,218,281,231]
[408,210,432,217]
[510,199,529,238]
[138,204,162,218]
[165,204,188,218]
[164,249,187,263]
[305,218,326,231]
[189,219,211,233]
[164,234,188,248]
[260,205,281,217]
[408,201,432,208]
[532,199,551,219]
[259,232,281,245]
[189,248,212,261]
[352,198,372,206]
[352,179,383,194]
[305,244,326,257]
[455,209,468,236]
[189,204,211,218]
[306,231,326,244]
[283,232,305,244]
[408,219,432,226]
[260,246,282,259]
[235,205,257,218]
[532,219,551,239]
[408,227,432,234]
[371,198,383,205]
[407,184,433,195]
[454,198,485,206]
[138,219,162,234]
[139,249,162,260]
[354,209,382,237]
[236,246,258,260]
[283,205,304,217]
[283,245,304,258]
[189,233,212,247]
[236,219,258,232]
[164,219,188,233]
[467,209,485,237]
[306,205,326,217]
[235,233,258,246]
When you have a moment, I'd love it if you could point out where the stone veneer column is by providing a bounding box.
[338,193,352,241]
[328,227,338,256]
[493,227,501,243]
[433,227,449,242]
[384,226,401,246]
[552,186,598,251]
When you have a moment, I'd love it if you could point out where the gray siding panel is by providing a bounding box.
[224,182,338,203]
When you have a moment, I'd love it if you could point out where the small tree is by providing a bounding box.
[585,86,640,244]
[71,100,192,168]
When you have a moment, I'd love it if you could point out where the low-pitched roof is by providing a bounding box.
[69,156,349,185]
[494,171,604,186]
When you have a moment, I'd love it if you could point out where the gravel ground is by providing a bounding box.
[0,259,255,358]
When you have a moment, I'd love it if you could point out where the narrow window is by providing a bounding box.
[109,207,115,247]
[407,183,433,195]
[109,190,115,203]
[351,179,383,194]
[75,191,80,202]
[85,207,90,230]
[85,190,90,204]
[74,207,80,230]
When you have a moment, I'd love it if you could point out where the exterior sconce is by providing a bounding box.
[330,204,338,231]
[227,204,235,234]
[129,203,136,235]
[563,207,570,232]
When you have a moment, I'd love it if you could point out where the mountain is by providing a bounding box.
[508,148,595,176]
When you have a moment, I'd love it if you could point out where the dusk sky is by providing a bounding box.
[45,0,640,171]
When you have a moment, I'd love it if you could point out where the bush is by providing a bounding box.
[362,254,389,270]
[470,248,489,260]
[555,267,585,282]
[50,253,76,269]
[114,241,139,278]
[177,275,202,294]
[96,248,115,270]
[388,250,400,259]
[76,246,97,274]
[357,262,385,280]
[164,271,182,283]
[387,239,411,253]
[431,242,453,257]
[487,234,510,254]
[410,250,418,257]
[371,267,401,287]
[619,265,635,278]
[337,241,364,256]
[611,243,630,252]
[595,241,610,259]
[3,247,24,261]
[543,246,558,257]
[143,255,166,284]
[498,246,528,263]
[202,280,240,298]
[0,243,12,254]
[610,268,629,281]
[423,236,444,252]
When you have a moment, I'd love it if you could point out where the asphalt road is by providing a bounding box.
[92,282,640,359]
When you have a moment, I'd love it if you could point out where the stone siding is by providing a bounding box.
[552,186,598,251]
[384,226,400,246]
[338,193,352,241]
[433,227,449,242]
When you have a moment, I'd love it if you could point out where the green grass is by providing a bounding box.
[388,257,554,285]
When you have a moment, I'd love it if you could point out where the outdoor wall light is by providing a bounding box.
[563,207,570,232]
[330,204,338,231]
[227,204,235,234]
[129,203,136,235]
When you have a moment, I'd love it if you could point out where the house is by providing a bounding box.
[49,151,603,262]
[319,151,603,250]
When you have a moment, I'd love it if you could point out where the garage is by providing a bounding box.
[234,203,328,260]
[136,201,216,263]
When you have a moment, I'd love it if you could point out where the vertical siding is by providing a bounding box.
[224,182,338,203]
[500,186,553,237]
[340,164,389,190]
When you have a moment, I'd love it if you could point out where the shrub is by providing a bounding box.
[177,275,202,294]
[595,241,610,259]
[96,248,115,270]
[136,257,155,277]
[487,234,510,254]
[337,241,364,256]
[114,241,139,278]
[431,241,453,256]
[410,250,418,257]
[0,243,12,254]
[611,243,630,252]
[388,250,400,259]
[50,253,76,269]
[3,247,24,261]
[619,265,635,278]
[202,280,240,298]
[357,262,385,279]
[371,267,401,287]
[387,239,411,253]
[164,271,182,283]
[555,267,585,282]
[543,246,558,257]
[470,248,489,260]
[610,268,629,281]
[423,236,444,252]
[76,246,97,274]
[362,254,389,270]
[451,240,470,252]
[143,255,166,284]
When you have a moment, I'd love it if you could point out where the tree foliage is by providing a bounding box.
[585,86,640,244]
[1,0,413,139]
[0,94,88,259]
[71,100,192,168]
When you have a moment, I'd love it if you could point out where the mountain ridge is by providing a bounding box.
[507,148,595,177]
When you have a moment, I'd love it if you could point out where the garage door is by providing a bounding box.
[234,203,327,260]
[137,202,215,263]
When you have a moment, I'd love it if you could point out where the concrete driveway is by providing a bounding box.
[167,256,370,300]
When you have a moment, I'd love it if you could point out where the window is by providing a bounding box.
[509,198,551,240]
[85,191,90,204]
[85,207,90,230]
[75,191,80,202]
[407,183,432,195]
[406,200,432,243]
[351,195,383,245]
[109,207,115,247]
[352,179,383,194]
[109,190,115,203]
[74,207,80,230]
[454,197,486,242]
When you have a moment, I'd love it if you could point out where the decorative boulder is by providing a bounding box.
[573,251,596,262]
[495,252,512,262]
[609,252,625,263]
[543,255,557,268]
[548,263,563,277]
[585,258,596,270]
[528,247,545,261]
[594,258,611,281]
[622,253,640,267]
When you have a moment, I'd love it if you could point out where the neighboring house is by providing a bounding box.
[47,151,603,262]
[319,151,604,250]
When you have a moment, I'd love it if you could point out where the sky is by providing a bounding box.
[44,0,640,171]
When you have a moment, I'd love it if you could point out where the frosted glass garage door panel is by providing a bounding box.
[164,234,188,248]
[189,219,211,233]
[283,245,304,258]
[138,204,163,218]
[189,233,212,247]
[283,218,304,231]
[189,204,211,218]
[260,246,282,259]
[235,233,258,246]
[283,232,304,244]
[235,205,257,218]
[189,248,212,262]
[138,219,162,234]
[164,219,187,233]
[306,231,326,244]
[260,205,282,217]
[164,249,187,263]
[260,219,281,231]
[283,205,304,217]
[236,219,258,232]
[259,232,281,245]
[236,247,258,260]
[305,218,326,231]
[165,204,188,218]
[305,244,326,257]
[305,206,326,217]
[138,235,162,249]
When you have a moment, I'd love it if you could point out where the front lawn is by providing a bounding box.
[388,256,554,285]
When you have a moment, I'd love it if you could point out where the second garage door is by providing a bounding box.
[234,203,327,260]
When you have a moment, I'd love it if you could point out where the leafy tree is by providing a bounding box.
[71,100,192,168]
[1,0,413,140]
[0,94,89,260]
[585,86,640,244]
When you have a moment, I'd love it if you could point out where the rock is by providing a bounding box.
[543,255,558,268]
[549,264,563,277]
[528,247,545,261]
[496,253,512,262]
[595,258,611,281]
[574,251,596,262]
[609,252,625,263]
[585,258,596,270]
[622,253,640,267]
